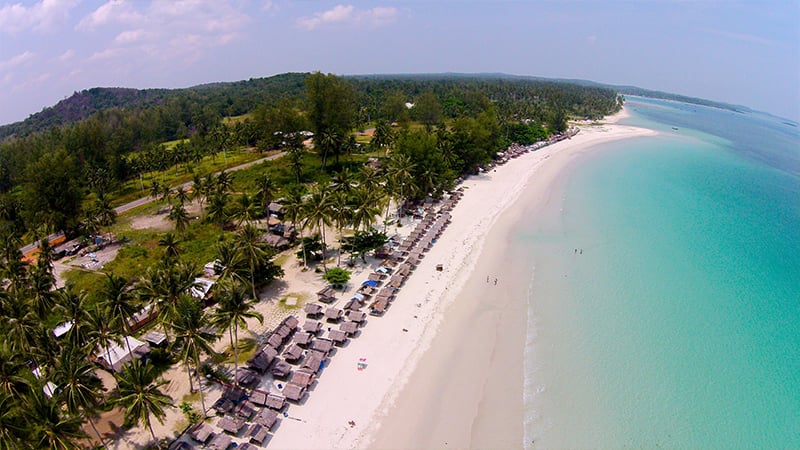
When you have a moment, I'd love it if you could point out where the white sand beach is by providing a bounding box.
[265,109,657,449]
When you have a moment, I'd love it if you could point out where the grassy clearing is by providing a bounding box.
[222,114,253,125]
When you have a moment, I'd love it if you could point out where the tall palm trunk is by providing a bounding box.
[194,353,207,418]
[87,414,106,448]
[185,360,194,393]
[233,322,239,389]
[146,415,160,448]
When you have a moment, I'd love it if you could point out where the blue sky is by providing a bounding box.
[1,0,798,125]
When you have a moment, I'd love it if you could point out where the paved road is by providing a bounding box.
[20,151,286,255]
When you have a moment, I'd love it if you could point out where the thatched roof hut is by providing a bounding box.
[290,369,316,387]
[275,324,293,340]
[346,310,366,323]
[343,298,363,311]
[254,408,278,429]
[265,393,286,411]
[303,320,322,334]
[271,360,291,378]
[283,343,304,362]
[301,350,326,373]
[221,384,247,403]
[217,415,245,434]
[212,397,234,415]
[209,433,232,450]
[266,333,283,349]
[248,424,270,445]
[247,346,277,373]
[235,368,259,388]
[310,337,333,354]
[235,400,257,420]
[368,272,384,282]
[190,422,214,443]
[249,389,268,406]
[324,307,343,322]
[339,321,359,336]
[292,331,313,346]
[370,298,390,315]
[283,315,299,329]
[283,383,306,402]
[304,303,324,317]
[316,286,337,302]
[329,329,347,344]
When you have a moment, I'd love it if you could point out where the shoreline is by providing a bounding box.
[267,108,657,449]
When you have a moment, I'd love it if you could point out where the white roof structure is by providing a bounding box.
[96,336,150,372]
[191,277,215,300]
[53,320,74,338]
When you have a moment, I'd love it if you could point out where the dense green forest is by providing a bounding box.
[0,72,620,238]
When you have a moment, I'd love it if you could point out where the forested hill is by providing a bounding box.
[0,73,309,140]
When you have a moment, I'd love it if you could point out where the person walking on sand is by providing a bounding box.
[494,278,498,285]
[486,275,489,283]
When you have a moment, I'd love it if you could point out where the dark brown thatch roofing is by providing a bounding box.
[212,397,234,415]
[271,360,291,378]
[190,422,214,443]
[209,433,232,450]
[249,389,268,406]
[254,408,278,429]
[267,333,283,349]
[370,298,389,315]
[265,393,286,410]
[283,383,305,402]
[268,202,284,214]
[329,329,347,344]
[310,337,333,354]
[221,384,247,402]
[368,272,384,281]
[303,320,322,333]
[235,400,257,420]
[316,286,337,298]
[339,321,359,336]
[217,415,245,434]
[292,331,313,346]
[248,424,270,445]
[283,343,304,361]
[290,369,316,387]
[275,324,293,340]
[235,368,259,387]
[283,315,299,329]
[301,350,325,373]
[343,298,363,311]
[246,349,274,373]
[346,310,366,323]
[324,307,343,321]
[304,303,324,316]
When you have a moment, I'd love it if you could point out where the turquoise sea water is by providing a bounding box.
[522,98,800,449]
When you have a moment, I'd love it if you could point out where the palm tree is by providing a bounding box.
[138,262,200,332]
[85,305,122,373]
[350,186,382,232]
[211,283,263,387]
[53,343,106,447]
[0,342,30,398]
[92,192,117,227]
[28,265,56,321]
[303,186,333,272]
[234,223,271,299]
[288,146,304,183]
[168,203,190,236]
[2,295,41,363]
[172,186,189,206]
[215,171,232,194]
[158,232,182,262]
[55,289,91,349]
[282,188,308,268]
[99,273,140,356]
[0,392,24,449]
[231,193,259,228]
[191,173,207,214]
[255,174,276,214]
[372,119,394,156]
[170,296,219,418]
[112,359,172,448]
[149,180,162,201]
[205,191,229,230]
[328,192,352,267]
[214,239,249,287]
[25,387,87,450]
[386,153,417,218]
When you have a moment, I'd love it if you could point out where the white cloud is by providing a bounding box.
[57,49,76,61]
[0,51,35,70]
[297,4,398,30]
[0,0,80,33]
[77,0,143,31]
[78,1,251,66]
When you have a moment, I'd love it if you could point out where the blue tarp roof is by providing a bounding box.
[361,279,378,287]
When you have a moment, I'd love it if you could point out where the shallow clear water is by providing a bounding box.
[522,98,800,449]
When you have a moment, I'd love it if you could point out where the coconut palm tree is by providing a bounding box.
[99,273,140,356]
[138,262,200,333]
[234,223,271,299]
[112,359,172,448]
[157,232,182,262]
[303,186,333,271]
[149,180,162,201]
[350,186,382,233]
[170,296,219,418]
[172,186,189,206]
[2,295,41,363]
[168,203,190,236]
[53,343,106,447]
[231,193,259,228]
[255,174,276,214]
[92,192,117,227]
[282,187,308,267]
[28,265,56,321]
[85,305,122,373]
[214,239,249,288]
[0,342,30,398]
[25,387,87,450]
[55,289,91,349]
[211,282,263,387]
[328,192,352,267]
[205,191,229,230]
[0,391,24,449]
[386,153,417,218]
